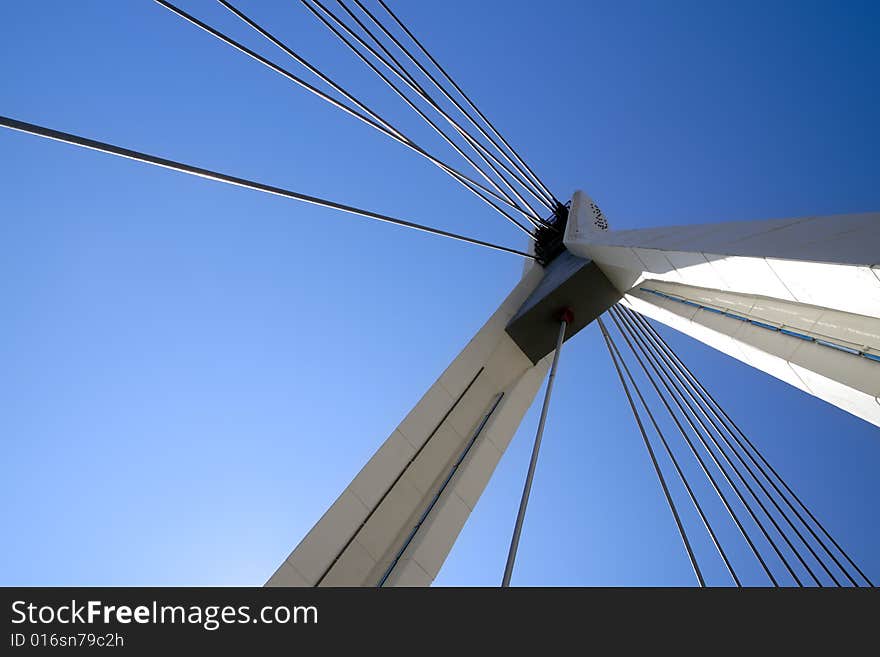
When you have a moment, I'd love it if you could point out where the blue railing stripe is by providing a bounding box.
[638,287,876,365]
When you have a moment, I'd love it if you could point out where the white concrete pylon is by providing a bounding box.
[564,191,880,427]
[266,265,555,587]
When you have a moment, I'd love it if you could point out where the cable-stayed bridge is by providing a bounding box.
[2,1,876,588]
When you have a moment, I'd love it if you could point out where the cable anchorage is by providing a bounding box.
[533,202,570,266]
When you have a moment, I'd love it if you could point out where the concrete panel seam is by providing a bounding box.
[762,257,800,303]
[312,368,484,586]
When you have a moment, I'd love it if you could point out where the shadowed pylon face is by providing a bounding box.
[506,250,621,363]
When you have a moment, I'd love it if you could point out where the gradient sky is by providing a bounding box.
[1,0,878,587]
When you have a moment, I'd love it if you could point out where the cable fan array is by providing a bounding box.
[599,305,874,587]
[2,1,562,258]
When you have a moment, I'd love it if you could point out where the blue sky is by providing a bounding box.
[1,0,878,586]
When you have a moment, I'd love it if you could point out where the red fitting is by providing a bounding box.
[559,307,575,324]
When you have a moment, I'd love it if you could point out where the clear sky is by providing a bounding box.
[1,0,878,587]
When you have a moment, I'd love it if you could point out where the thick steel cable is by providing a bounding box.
[337,0,420,91]
[597,318,705,586]
[502,316,568,587]
[623,306,841,586]
[301,0,547,229]
[339,0,551,219]
[347,0,557,214]
[618,306,819,586]
[628,309,874,587]
[154,0,537,239]
[609,307,780,585]
[606,314,742,586]
[0,115,535,260]
[376,0,559,206]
